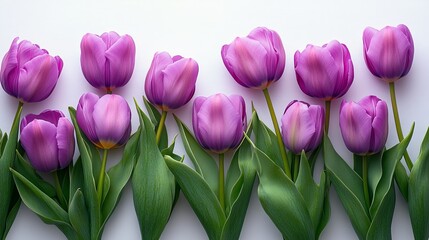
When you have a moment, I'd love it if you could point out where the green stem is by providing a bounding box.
[389,82,413,171]
[155,111,167,145]
[53,171,66,207]
[262,88,291,178]
[324,100,331,134]
[293,154,300,182]
[363,155,370,208]
[97,149,109,202]
[219,153,225,210]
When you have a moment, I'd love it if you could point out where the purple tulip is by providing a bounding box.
[76,92,131,149]
[80,31,136,91]
[20,110,74,172]
[294,40,354,100]
[145,52,199,111]
[0,38,63,102]
[221,27,286,89]
[339,95,388,155]
[193,94,246,153]
[363,24,414,82]
[281,100,324,154]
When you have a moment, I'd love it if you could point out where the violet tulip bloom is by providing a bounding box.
[20,110,74,172]
[294,40,354,100]
[221,27,286,89]
[145,52,199,111]
[193,94,246,153]
[363,24,414,82]
[0,38,63,102]
[339,95,388,155]
[81,31,136,91]
[76,92,131,149]
[281,101,324,154]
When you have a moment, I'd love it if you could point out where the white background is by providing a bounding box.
[1,0,428,239]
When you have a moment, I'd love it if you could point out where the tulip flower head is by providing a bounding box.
[221,27,286,89]
[193,93,247,153]
[339,95,388,155]
[20,110,74,172]
[363,24,414,82]
[145,52,199,111]
[80,31,136,92]
[281,100,324,154]
[76,92,131,149]
[0,38,63,102]
[294,40,354,100]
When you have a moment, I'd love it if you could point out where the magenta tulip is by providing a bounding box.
[363,24,414,82]
[80,31,136,91]
[294,40,354,100]
[76,92,131,149]
[281,100,324,154]
[20,110,74,172]
[193,94,246,153]
[0,38,63,102]
[145,52,199,111]
[221,27,286,89]
[340,95,388,155]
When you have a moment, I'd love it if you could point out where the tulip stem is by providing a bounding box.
[324,100,331,134]
[156,111,167,146]
[293,154,300,182]
[363,155,370,208]
[97,149,109,202]
[389,82,413,171]
[219,153,225,210]
[53,171,66,208]
[262,88,291,178]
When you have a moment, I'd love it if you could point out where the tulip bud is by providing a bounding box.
[145,52,199,111]
[193,93,246,153]
[294,40,354,100]
[0,38,63,102]
[339,95,388,155]
[20,110,74,172]
[80,31,136,91]
[221,27,286,89]
[76,92,131,149]
[281,100,324,154]
[363,24,414,82]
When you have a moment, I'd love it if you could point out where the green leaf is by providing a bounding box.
[296,152,328,237]
[3,197,21,240]
[324,135,370,240]
[69,189,90,240]
[409,127,429,240]
[221,140,257,240]
[143,97,168,149]
[0,103,22,237]
[0,131,7,156]
[316,174,331,239]
[10,169,73,232]
[69,107,101,240]
[366,151,383,205]
[251,109,284,168]
[132,104,174,240]
[101,129,139,227]
[253,141,314,240]
[174,115,219,195]
[394,162,409,201]
[70,157,84,203]
[165,156,226,240]
[366,185,395,240]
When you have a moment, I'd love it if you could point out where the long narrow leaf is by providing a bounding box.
[69,189,90,240]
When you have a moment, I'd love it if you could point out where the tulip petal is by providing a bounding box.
[80,33,107,88]
[20,120,59,172]
[93,94,131,149]
[340,101,372,154]
[76,92,99,144]
[370,100,388,153]
[161,58,198,109]
[145,52,173,106]
[100,31,121,48]
[17,54,59,102]
[1,38,20,97]
[397,24,414,76]
[16,40,46,69]
[56,117,75,169]
[21,110,64,131]
[105,34,136,88]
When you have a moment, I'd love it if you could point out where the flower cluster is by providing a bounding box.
[0,23,425,240]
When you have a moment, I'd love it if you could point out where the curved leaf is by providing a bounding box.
[165,156,226,240]
[132,105,174,240]
[69,189,90,240]
[366,185,395,240]
[409,127,429,240]
[174,115,219,195]
[143,97,168,149]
